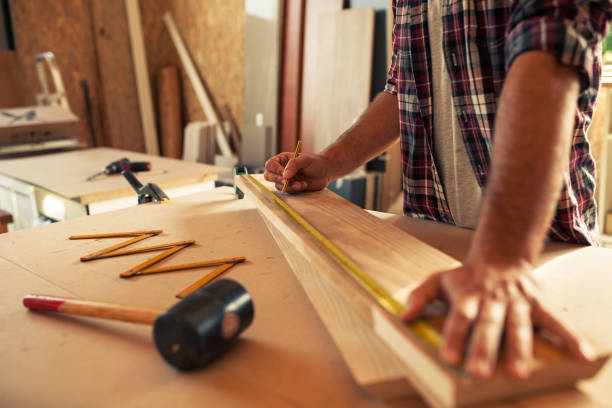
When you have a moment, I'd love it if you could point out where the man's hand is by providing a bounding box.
[264,152,332,193]
[402,259,595,379]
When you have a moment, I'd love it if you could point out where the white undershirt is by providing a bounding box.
[428,0,482,228]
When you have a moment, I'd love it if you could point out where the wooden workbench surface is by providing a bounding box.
[0,147,225,204]
[1,187,611,407]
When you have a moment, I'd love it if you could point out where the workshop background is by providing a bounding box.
[1,0,611,243]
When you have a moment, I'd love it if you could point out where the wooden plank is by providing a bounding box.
[0,50,24,108]
[125,0,159,155]
[278,0,305,153]
[263,217,416,399]
[235,174,610,407]
[299,0,343,153]
[91,0,144,151]
[0,147,224,204]
[313,8,374,153]
[157,65,182,159]
[163,12,232,158]
[0,187,394,408]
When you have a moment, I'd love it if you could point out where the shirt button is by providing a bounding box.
[450,52,459,68]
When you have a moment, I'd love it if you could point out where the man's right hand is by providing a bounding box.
[264,152,333,193]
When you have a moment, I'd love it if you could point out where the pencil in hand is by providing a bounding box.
[281,140,302,193]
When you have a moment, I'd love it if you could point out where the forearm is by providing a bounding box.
[468,51,580,268]
[320,91,400,181]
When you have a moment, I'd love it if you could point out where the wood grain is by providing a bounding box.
[157,66,182,159]
[278,0,305,153]
[313,8,374,154]
[236,174,611,407]
[299,0,343,154]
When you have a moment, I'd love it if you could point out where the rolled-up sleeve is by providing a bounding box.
[384,0,399,95]
[505,0,612,94]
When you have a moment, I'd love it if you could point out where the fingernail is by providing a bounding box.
[580,341,596,361]
[512,360,529,379]
[469,359,491,378]
[441,346,461,365]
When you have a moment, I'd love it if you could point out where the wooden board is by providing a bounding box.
[157,66,182,159]
[313,8,374,153]
[299,0,343,153]
[0,50,25,108]
[278,0,305,153]
[0,147,224,204]
[235,174,611,407]
[0,187,397,407]
[91,0,145,151]
[125,0,159,155]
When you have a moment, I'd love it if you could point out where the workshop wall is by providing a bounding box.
[9,0,245,153]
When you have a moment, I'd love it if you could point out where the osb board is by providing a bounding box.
[300,0,343,154]
[140,0,245,127]
[0,147,224,204]
[313,8,374,154]
[9,0,104,147]
[236,175,612,407]
[0,188,395,408]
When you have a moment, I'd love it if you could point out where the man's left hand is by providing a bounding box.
[401,260,595,379]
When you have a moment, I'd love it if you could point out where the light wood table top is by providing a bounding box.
[0,147,225,204]
[1,187,611,407]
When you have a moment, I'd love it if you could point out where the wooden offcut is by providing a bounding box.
[313,8,375,153]
[157,66,183,159]
[235,174,610,407]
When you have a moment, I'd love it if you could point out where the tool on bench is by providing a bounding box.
[86,157,152,181]
[23,279,254,371]
[71,230,246,289]
[122,170,170,204]
[238,174,441,350]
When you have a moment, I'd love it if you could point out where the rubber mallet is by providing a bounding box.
[23,279,254,370]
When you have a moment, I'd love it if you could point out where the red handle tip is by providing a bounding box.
[23,295,65,312]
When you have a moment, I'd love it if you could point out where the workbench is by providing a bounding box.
[1,187,611,407]
[0,147,225,231]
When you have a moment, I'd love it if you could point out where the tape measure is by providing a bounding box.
[240,174,441,351]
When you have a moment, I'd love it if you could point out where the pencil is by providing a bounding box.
[281,140,302,193]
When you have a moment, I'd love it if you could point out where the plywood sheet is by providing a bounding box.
[313,8,374,153]
[299,0,343,153]
[235,174,612,407]
[0,147,224,204]
[0,188,392,407]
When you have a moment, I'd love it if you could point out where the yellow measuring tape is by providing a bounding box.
[241,174,441,350]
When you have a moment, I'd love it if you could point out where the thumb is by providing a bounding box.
[401,273,441,322]
[283,155,312,179]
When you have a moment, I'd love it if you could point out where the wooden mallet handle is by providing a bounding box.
[23,294,164,325]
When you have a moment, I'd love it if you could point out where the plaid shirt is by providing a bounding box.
[385,0,611,245]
